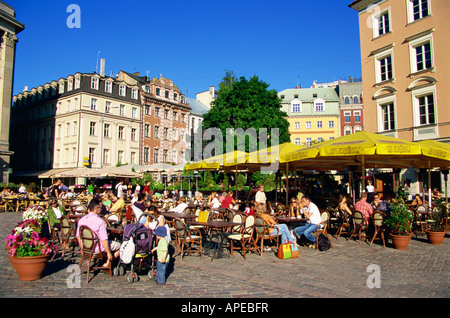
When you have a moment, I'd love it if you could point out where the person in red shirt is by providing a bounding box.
[354,192,374,224]
[221,191,236,209]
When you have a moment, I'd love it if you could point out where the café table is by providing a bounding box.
[187,219,240,260]
[275,216,307,231]
[107,225,125,241]
[161,211,197,220]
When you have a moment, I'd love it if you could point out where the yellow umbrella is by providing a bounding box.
[185,150,248,171]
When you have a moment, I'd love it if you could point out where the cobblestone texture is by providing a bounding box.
[1,212,449,299]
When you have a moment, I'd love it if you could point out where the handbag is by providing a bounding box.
[277,240,299,259]
[120,237,135,264]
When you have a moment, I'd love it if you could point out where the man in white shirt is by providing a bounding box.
[255,183,266,205]
[293,195,321,244]
[169,197,188,213]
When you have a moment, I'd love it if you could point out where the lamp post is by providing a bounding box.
[193,172,200,197]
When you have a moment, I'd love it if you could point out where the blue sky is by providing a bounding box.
[9,0,362,97]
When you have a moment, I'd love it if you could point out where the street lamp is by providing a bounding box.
[193,171,200,197]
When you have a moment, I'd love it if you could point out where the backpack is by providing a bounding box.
[318,234,331,252]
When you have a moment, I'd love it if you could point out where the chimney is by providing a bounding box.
[209,86,215,98]
[100,58,105,77]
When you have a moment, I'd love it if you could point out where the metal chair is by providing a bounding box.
[173,218,203,261]
[314,211,334,250]
[228,214,256,259]
[370,211,386,247]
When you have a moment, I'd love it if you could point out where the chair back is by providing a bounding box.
[353,211,365,226]
[373,211,384,227]
[60,216,72,239]
[78,225,100,255]
[174,218,187,238]
[230,213,243,232]
[254,216,265,236]
[244,214,255,235]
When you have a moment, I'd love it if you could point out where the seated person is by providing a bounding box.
[208,192,221,209]
[289,198,301,217]
[109,196,125,213]
[371,192,390,215]
[337,194,353,218]
[76,198,121,268]
[354,192,373,224]
[132,193,147,223]
[47,197,66,231]
[411,194,423,208]
[432,188,442,201]
[244,201,256,216]
[169,197,188,213]
[221,191,236,209]
[255,203,296,244]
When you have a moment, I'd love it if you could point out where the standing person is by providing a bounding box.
[115,180,124,199]
[255,183,267,205]
[366,180,375,203]
[293,195,322,246]
[48,179,62,199]
[76,198,121,268]
[151,226,170,285]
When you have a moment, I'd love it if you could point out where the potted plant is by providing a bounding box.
[5,206,54,281]
[425,200,447,245]
[385,199,414,250]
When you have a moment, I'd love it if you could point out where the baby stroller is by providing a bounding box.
[114,213,156,283]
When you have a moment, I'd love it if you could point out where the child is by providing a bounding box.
[151,226,170,285]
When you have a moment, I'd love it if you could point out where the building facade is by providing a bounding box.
[11,72,142,175]
[337,81,364,135]
[349,0,449,142]
[279,87,341,146]
[119,72,190,166]
[0,1,24,182]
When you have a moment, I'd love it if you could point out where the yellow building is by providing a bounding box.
[350,0,450,142]
[279,87,341,146]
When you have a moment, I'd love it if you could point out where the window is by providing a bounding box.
[407,0,430,23]
[163,127,168,140]
[353,96,359,104]
[181,113,185,123]
[317,121,323,128]
[144,124,150,137]
[418,94,435,125]
[172,150,177,164]
[59,82,65,94]
[379,55,393,82]
[174,93,178,101]
[415,42,432,72]
[104,123,110,138]
[345,127,352,135]
[89,122,96,136]
[119,85,126,97]
[118,126,124,139]
[145,86,150,94]
[344,111,351,123]
[163,149,168,162]
[74,76,80,89]
[73,121,77,135]
[408,32,434,74]
[329,121,335,128]
[165,91,169,98]
[103,149,110,165]
[306,121,311,129]
[294,138,301,145]
[105,81,112,93]
[381,103,395,131]
[154,126,159,139]
[317,137,323,143]
[291,101,302,113]
[306,138,312,146]
[173,111,178,121]
[131,128,136,141]
[172,128,177,141]
[144,147,150,163]
[154,148,159,163]
[354,111,361,123]
[344,96,350,104]
[131,107,137,118]
[67,79,73,91]
[89,148,96,164]
[105,101,111,113]
[314,99,325,112]
[145,105,150,115]
[155,88,160,96]
[120,104,125,116]
[91,77,99,90]
[294,122,300,129]
[375,47,394,83]
[373,9,390,38]
[132,88,138,99]
[164,109,169,119]
[91,98,97,111]
[155,107,160,117]
[118,151,124,164]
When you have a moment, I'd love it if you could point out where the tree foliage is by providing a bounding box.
[203,72,290,153]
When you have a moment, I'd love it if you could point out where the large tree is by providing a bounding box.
[202,72,290,153]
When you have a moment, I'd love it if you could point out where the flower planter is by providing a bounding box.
[390,234,412,250]
[425,230,446,245]
[11,254,49,281]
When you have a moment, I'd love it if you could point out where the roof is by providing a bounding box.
[186,97,209,116]
[278,87,340,103]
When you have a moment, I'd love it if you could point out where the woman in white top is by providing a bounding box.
[366,180,375,203]
[208,192,221,209]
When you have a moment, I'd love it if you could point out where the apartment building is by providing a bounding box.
[278,87,341,146]
[337,81,364,136]
[119,71,190,166]
[349,0,449,142]
[10,72,142,175]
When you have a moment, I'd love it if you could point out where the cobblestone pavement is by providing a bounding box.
[1,212,449,300]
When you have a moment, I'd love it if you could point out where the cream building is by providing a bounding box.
[11,72,141,180]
